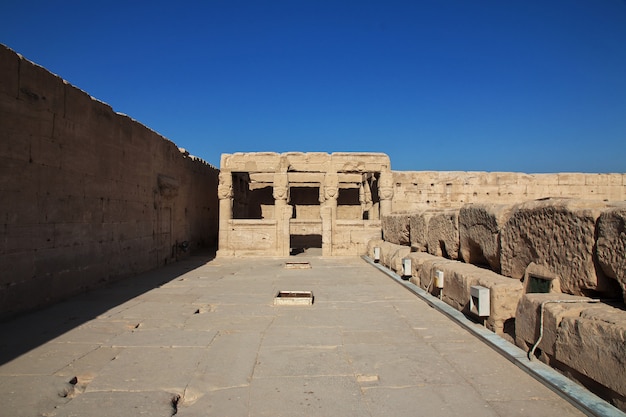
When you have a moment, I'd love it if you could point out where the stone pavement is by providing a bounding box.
[0,253,586,417]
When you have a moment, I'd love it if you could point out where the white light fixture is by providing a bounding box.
[435,270,444,289]
[470,285,490,317]
[373,247,380,263]
[402,258,412,277]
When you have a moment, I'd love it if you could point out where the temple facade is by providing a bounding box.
[217,152,392,256]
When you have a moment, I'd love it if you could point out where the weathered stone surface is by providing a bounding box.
[459,203,514,272]
[0,44,19,97]
[515,293,593,358]
[391,171,626,212]
[522,263,562,294]
[0,45,219,319]
[556,305,626,402]
[53,391,178,417]
[596,206,626,301]
[516,293,626,408]
[368,240,410,274]
[409,210,442,252]
[426,210,460,260]
[500,199,613,297]
[415,256,460,295]
[333,221,381,256]
[220,152,391,257]
[367,238,384,260]
[407,252,441,288]
[418,258,522,333]
[381,213,411,245]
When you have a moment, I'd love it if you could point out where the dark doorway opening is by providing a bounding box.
[290,234,322,256]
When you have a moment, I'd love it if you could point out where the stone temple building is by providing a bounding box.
[217,152,393,257]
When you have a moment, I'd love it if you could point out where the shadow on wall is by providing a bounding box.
[0,252,215,367]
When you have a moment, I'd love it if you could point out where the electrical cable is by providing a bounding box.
[527,299,601,361]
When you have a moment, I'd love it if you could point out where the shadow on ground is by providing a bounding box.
[0,250,215,366]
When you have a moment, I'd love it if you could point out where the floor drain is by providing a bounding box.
[284,261,311,269]
[273,291,314,305]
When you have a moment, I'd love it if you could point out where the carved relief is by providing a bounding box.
[379,171,394,200]
[273,173,289,201]
[217,171,233,199]
[324,173,339,201]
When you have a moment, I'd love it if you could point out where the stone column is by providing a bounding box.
[273,172,291,256]
[217,170,233,256]
[379,171,394,217]
[360,178,373,220]
[322,172,338,256]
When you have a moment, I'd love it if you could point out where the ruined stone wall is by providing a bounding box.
[392,171,626,211]
[0,45,219,319]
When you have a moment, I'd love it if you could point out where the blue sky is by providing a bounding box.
[2,1,625,172]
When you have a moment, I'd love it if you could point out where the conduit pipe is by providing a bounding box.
[527,299,601,361]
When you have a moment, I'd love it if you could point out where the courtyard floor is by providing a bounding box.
[0,253,587,416]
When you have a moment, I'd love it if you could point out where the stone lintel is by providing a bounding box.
[221,152,391,174]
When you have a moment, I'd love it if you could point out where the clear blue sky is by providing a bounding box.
[2,1,625,172]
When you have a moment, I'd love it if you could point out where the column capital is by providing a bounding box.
[379,171,394,200]
[217,171,233,200]
[323,172,339,201]
[273,172,289,201]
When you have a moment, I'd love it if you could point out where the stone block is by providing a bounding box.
[426,210,460,260]
[418,258,522,333]
[497,184,528,200]
[409,252,456,294]
[596,205,626,301]
[367,240,409,273]
[459,203,514,272]
[376,241,410,273]
[222,152,282,172]
[557,173,586,186]
[330,152,390,172]
[389,246,411,275]
[585,174,611,186]
[407,251,447,288]
[367,238,384,260]
[500,199,613,296]
[514,293,593,358]
[555,305,626,401]
[494,172,522,185]
[473,272,523,333]
[381,213,410,245]
[409,210,439,252]
[228,221,278,255]
[349,227,381,256]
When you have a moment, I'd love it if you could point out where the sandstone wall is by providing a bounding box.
[0,45,219,319]
[392,171,626,211]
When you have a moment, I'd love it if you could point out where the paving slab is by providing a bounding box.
[177,386,250,417]
[85,346,206,393]
[185,331,262,392]
[0,253,591,416]
[51,390,178,417]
